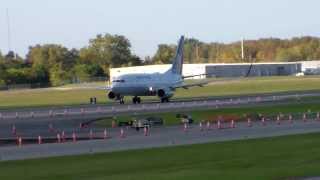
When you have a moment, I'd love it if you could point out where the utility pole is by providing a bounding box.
[6,8,12,52]
[196,43,199,62]
[241,38,244,60]
[215,42,219,63]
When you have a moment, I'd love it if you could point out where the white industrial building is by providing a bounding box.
[110,61,320,80]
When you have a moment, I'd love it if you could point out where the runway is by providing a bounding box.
[0,91,318,141]
[0,91,320,161]
[1,91,319,123]
[1,118,320,161]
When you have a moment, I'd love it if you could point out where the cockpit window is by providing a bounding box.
[112,80,125,83]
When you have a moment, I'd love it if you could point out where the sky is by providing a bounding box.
[0,0,320,58]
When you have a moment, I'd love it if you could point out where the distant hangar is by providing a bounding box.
[110,61,320,80]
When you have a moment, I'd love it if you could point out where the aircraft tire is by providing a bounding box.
[161,97,169,103]
[120,98,125,104]
[132,97,137,104]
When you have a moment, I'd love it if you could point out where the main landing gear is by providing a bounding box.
[117,96,141,104]
[132,96,141,104]
[161,97,170,103]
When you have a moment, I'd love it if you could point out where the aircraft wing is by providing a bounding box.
[53,84,111,91]
[172,81,210,90]
[172,77,249,90]
[182,73,209,79]
[95,86,112,90]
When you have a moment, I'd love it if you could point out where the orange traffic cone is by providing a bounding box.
[61,131,66,142]
[199,121,203,131]
[288,114,293,124]
[49,110,54,117]
[230,120,235,128]
[206,121,211,130]
[57,133,61,143]
[30,111,34,118]
[120,128,125,138]
[276,115,281,125]
[183,123,188,132]
[103,128,108,139]
[217,120,222,129]
[247,118,252,127]
[72,132,77,142]
[17,136,22,147]
[261,117,266,126]
[38,135,42,144]
[144,127,148,136]
[64,109,68,116]
[303,113,307,123]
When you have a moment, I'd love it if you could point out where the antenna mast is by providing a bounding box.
[241,38,244,60]
[6,8,12,52]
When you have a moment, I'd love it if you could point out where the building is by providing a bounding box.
[205,62,301,77]
[110,61,320,80]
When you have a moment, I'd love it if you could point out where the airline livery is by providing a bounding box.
[107,36,206,104]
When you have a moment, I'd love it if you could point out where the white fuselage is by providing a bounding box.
[109,36,185,102]
[111,72,183,97]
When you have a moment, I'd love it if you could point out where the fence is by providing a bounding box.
[0,76,109,91]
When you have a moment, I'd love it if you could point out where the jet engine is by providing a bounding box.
[157,89,166,97]
[108,91,116,99]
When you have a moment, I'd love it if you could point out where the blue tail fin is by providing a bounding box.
[171,36,184,75]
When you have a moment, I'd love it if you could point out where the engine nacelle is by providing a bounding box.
[108,91,116,99]
[157,89,166,97]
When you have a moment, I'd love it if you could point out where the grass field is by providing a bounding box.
[1,133,320,180]
[96,101,320,126]
[1,76,320,109]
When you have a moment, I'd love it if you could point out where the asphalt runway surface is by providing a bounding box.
[3,90,320,114]
[0,91,320,161]
[1,118,320,161]
[0,91,317,140]
[1,91,320,123]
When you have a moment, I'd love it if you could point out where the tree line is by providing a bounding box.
[151,36,320,64]
[1,34,320,87]
[0,34,141,86]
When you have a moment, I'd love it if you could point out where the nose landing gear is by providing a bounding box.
[161,97,170,103]
[116,95,125,104]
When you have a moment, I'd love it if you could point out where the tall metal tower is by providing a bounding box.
[241,38,244,60]
[6,8,12,52]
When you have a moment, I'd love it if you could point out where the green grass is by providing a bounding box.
[176,76,320,97]
[96,101,320,126]
[0,89,107,108]
[1,133,320,180]
[1,76,320,109]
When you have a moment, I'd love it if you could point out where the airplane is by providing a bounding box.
[107,36,209,104]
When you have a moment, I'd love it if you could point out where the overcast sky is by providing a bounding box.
[1,0,319,58]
